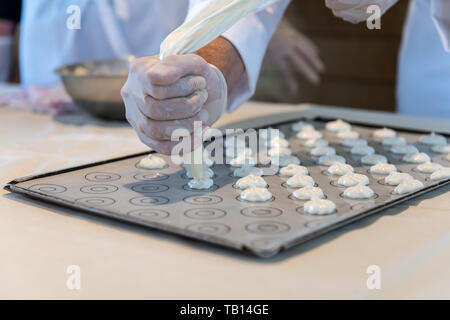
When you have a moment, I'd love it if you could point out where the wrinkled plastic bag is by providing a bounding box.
[160,0,281,58]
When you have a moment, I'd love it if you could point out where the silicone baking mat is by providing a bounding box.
[5,118,450,257]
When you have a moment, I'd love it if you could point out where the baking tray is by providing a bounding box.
[5,117,450,258]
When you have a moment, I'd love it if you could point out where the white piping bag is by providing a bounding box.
[159,0,281,180]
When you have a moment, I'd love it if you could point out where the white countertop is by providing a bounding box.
[1,102,450,299]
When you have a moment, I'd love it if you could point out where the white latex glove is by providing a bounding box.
[267,19,324,91]
[121,54,227,155]
[324,0,398,23]
[0,36,12,82]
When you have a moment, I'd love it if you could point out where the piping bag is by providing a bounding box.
[159,0,281,180]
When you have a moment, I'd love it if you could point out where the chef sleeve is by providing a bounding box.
[187,0,291,112]
[431,0,450,52]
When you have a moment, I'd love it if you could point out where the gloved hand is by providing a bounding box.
[0,36,12,82]
[121,54,227,155]
[324,0,398,23]
[267,19,324,92]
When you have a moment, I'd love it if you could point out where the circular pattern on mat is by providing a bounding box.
[183,195,223,205]
[80,184,118,194]
[133,172,169,181]
[186,223,231,235]
[351,203,377,211]
[304,220,332,229]
[75,197,115,206]
[245,221,290,234]
[184,208,226,220]
[127,209,169,221]
[240,207,282,218]
[129,196,169,206]
[85,172,121,182]
[131,183,169,193]
[28,184,67,194]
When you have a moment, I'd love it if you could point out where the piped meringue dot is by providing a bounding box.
[394,179,424,195]
[430,167,450,181]
[431,144,450,154]
[420,132,446,145]
[279,164,309,177]
[360,154,388,165]
[272,155,301,167]
[384,172,413,186]
[304,139,329,148]
[402,152,431,164]
[233,166,263,177]
[351,145,375,156]
[188,178,214,190]
[337,130,359,140]
[342,139,368,148]
[235,175,267,189]
[318,155,346,166]
[269,137,289,148]
[303,198,336,215]
[296,129,323,140]
[416,162,442,174]
[240,187,272,202]
[337,173,369,187]
[292,186,325,201]
[373,128,396,139]
[230,155,256,167]
[370,163,397,175]
[310,146,336,157]
[390,144,419,155]
[185,167,214,179]
[268,147,292,157]
[343,185,375,199]
[292,121,313,132]
[327,163,354,176]
[137,155,167,169]
[325,119,351,132]
[286,174,315,188]
[382,137,406,146]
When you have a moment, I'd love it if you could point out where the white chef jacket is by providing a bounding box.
[397,0,450,118]
[20,0,289,112]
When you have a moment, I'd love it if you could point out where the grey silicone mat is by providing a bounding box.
[5,118,450,258]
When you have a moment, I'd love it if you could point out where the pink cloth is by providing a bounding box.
[0,84,80,115]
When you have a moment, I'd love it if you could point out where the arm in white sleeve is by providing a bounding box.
[187,0,291,112]
[431,0,450,52]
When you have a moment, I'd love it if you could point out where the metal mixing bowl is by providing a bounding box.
[56,57,132,121]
